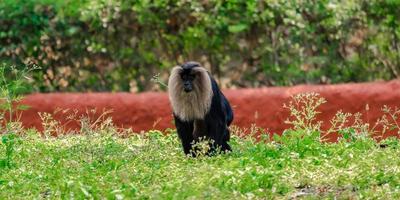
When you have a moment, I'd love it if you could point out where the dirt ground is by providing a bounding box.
[19,80,400,140]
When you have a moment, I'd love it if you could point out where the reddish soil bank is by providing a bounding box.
[18,80,400,140]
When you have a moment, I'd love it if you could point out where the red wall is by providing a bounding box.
[18,80,400,139]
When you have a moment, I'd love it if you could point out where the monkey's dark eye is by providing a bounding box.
[181,73,195,81]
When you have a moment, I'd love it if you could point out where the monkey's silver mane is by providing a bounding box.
[168,65,213,121]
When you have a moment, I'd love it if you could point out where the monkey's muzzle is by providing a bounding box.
[184,87,193,93]
[183,83,193,92]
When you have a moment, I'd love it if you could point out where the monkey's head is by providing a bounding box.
[168,61,213,121]
[180,61,201,93]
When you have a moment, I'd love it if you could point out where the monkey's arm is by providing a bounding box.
[174,115,194,155]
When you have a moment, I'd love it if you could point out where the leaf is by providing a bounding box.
[1,135,8,144]
[273,133,282,142]
[16,104,30,110]
[0,159,6,169]
[389,125,397,131]
[228,24,247,33]
[0,103,11,110]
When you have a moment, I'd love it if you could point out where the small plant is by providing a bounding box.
[326,111,373,142]
[0,63,38,169]
[230,124,269,143]
[283,92,384,142]
[377,105,400,135]
[0,64,38,160]
[151,73,168,89]
[0,133,19,169]
[190,137,214,157]
[0,63,39,125]
[283,92,326,133]
[38,108,116,137]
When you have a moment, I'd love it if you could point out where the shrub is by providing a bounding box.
[0,0,399,92]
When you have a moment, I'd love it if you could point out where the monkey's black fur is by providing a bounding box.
[171,62,233,156]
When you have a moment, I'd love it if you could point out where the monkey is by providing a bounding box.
[168,61,233,156]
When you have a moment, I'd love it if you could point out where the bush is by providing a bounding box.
[1,0,399,92]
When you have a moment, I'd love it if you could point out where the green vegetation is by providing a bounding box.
[1,0,400,92]
[0,64,39,122]
[1,126,400,199]
[1,45,400,198]
[1,80,400,198]
[0,64,38,169]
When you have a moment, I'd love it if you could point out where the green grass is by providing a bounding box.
[1,129,400,199]
[1,69,400,199]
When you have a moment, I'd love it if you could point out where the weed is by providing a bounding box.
[283,92,326,133]
[283,92,400,142]
[0,63,39,125]
[0,64,38,169]
[0,132,18,168]
[151,73,168,89]
[378,105,400,135]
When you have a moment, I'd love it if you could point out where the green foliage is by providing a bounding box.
[0,64,37,170]
[0,129,400,198]
[1,0,400,92]
[0,64,38,123]
[0,68,399,198]
[0,133,20,169]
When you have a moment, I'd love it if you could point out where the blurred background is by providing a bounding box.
[1,0,399,93]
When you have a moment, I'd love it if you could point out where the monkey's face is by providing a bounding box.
[180,61,201,93]
[180,70,196,93]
